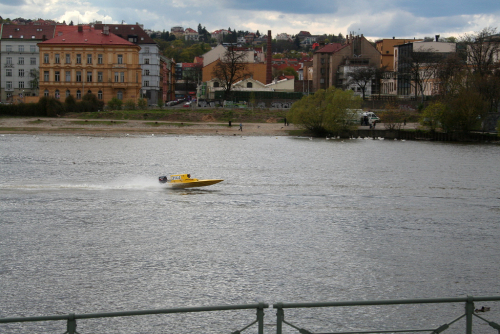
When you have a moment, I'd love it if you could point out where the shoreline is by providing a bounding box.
[0,117,298,136]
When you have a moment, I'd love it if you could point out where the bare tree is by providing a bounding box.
[347,66,376,100]
[398,47,440,103]
[460,27,500,112]
[211,47,252,100]
[462,27,500,77]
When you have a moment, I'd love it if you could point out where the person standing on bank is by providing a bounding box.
[239,123,243,131]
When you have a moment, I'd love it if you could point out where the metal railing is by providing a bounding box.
[1,296,499,334]
[273,296,500,334]
[0,302,268,334]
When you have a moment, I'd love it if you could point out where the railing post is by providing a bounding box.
[465,295,474,334]
[66,313,77,334]
[275,303,283,334]
[257,302,265,334]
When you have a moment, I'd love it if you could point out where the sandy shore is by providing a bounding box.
[0,117,298,136]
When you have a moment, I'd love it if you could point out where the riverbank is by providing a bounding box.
[0,117,299,136]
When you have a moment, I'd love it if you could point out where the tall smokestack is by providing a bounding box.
[266,30,272,84]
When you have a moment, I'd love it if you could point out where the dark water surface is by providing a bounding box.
[1,134,499,333]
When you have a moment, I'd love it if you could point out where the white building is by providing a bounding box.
[0,24,56,102]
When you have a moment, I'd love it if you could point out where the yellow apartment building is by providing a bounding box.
[38,25,142,105]
[376,38,423,71]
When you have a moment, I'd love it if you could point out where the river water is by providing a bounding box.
[1,134,500,333]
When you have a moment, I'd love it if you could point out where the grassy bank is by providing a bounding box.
[64,108,288,124]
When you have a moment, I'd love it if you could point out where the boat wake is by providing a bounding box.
[0,176,164,191]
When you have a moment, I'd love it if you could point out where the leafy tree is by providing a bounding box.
[38,96,64,117]
[421,101,446,131]
[287,87,362,136]
[294,35,301,49]
[280,66,299,80]
[211,47,252,100]
[381,103,407,130]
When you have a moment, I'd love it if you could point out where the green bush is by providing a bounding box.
[124,99,136,110]
[107,97,123,110]
[137,98,147,110]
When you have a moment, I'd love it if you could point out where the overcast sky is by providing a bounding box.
[1,0,500,40]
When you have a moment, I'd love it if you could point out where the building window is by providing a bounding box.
[144,81,149,87]
[6,45,12,52]
[144,58,150,64]
[19,69,25,77]
[55,54,60,64]
[87,71,92,82]
[87,90,92,95]
[98,54,103,64]
[6,81,12,90]
[30,45,36,53]
[76,54,81,64]
[44,89,49,97]
[247,82,253,88]
[18,45,24,52]
[117,90,123,100]
[44,54,49,63]
[115,72,119,82]
[145,69,150,76]
[98,72,103,82]
[213,82,220,88]
[6,57,12,64]
[76,90,81,99]
[65,71,71,82]
[55,71,60,82]
[44,71,49,81]
[66,54,71,64]
[55,90,60,99]
[66,90,70,98]
[19,81,25,89]
[98,90,103,99]
[18,57,24,65]
[120,72,124,82]
[76,71,82,82]
[30,57,36,65]
[144,47,150,53]
[6,69,12,77]
[87,54,92,64]
[117,55,123,64]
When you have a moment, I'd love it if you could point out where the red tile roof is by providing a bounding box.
[39,27,137,46]
[93,24,156,44]
[316,43,346,53]
[1,24,56,39]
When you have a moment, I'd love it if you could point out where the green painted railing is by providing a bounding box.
[1,296,499,334]
[273,296,500,334]
[0,302,268,334]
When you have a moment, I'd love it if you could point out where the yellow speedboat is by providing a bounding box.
[158,174,223,189]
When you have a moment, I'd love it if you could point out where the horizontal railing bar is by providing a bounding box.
[315,329,437,334]
[0,303,269,324]
[274,296,500,309]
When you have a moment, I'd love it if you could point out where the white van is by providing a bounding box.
[360,112,380,125]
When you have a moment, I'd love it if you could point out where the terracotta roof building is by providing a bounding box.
[38,25,142,105]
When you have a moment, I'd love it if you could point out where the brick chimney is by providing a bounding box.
[266,30,272,84]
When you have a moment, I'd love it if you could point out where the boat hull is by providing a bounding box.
[167,179,223,189]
